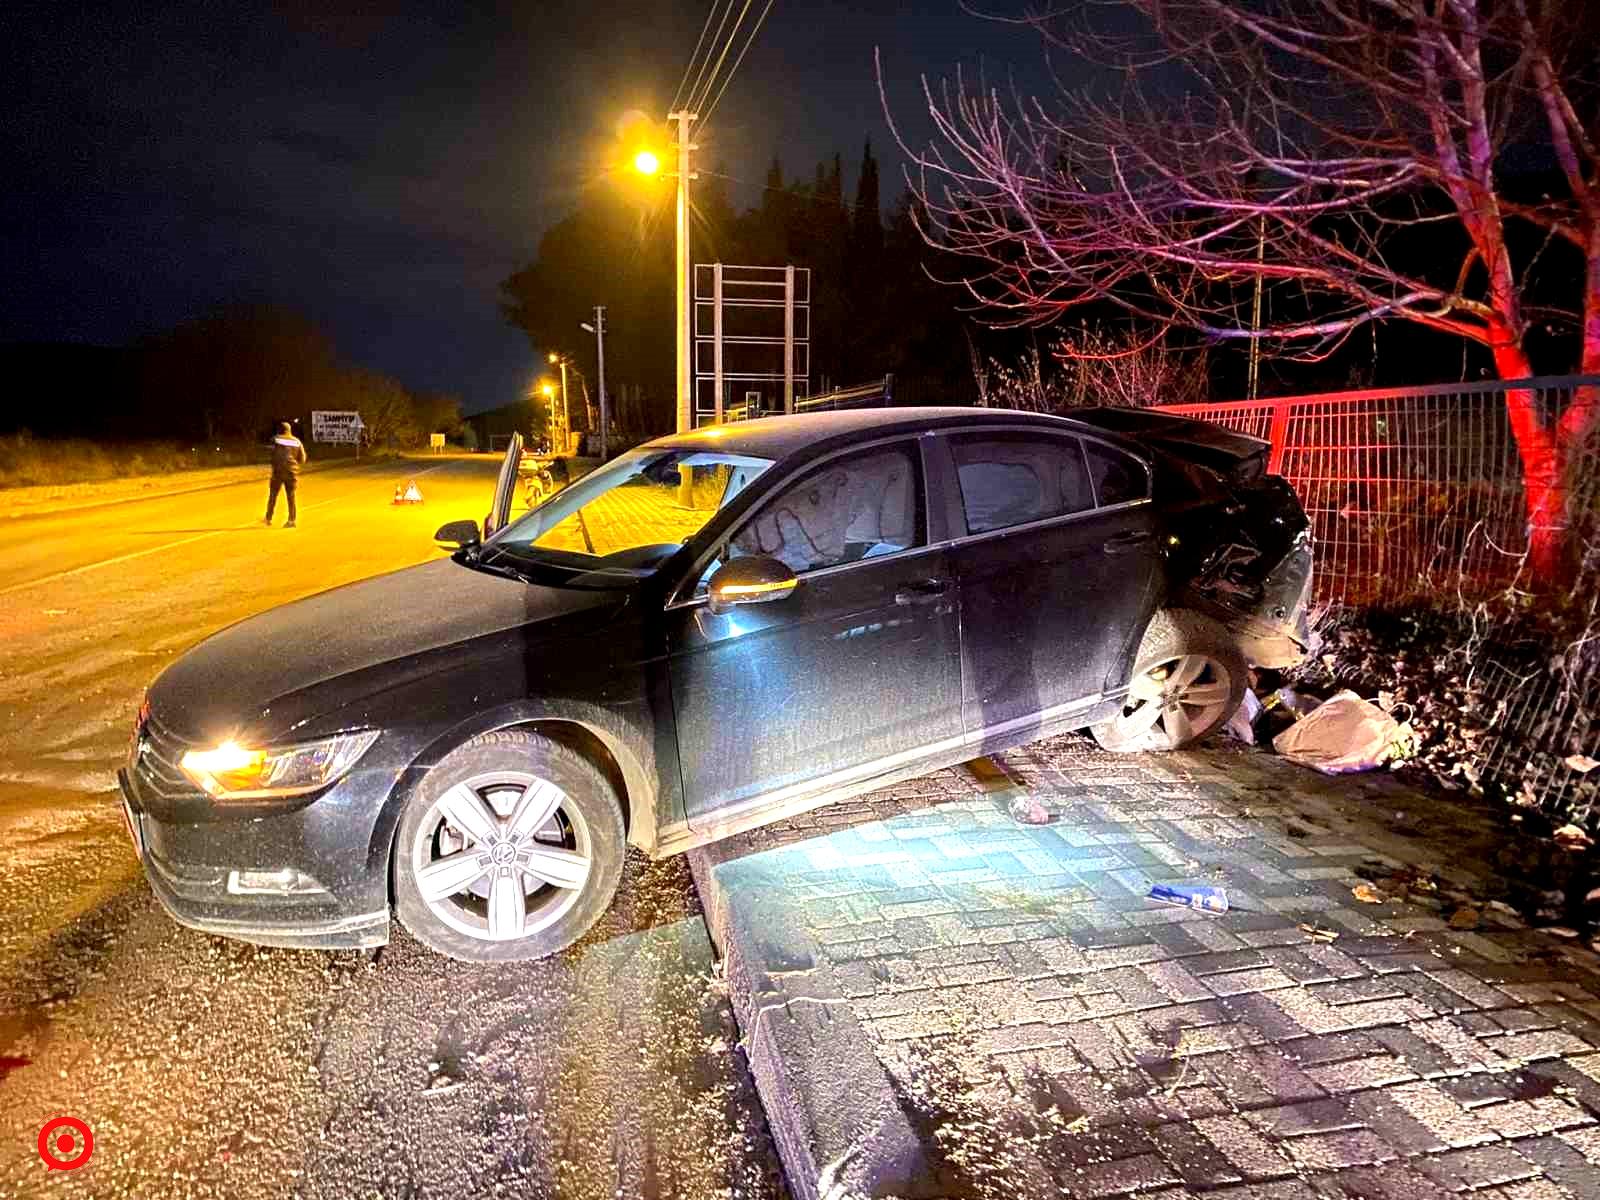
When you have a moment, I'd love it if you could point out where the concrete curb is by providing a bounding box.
[690,840,935,1200]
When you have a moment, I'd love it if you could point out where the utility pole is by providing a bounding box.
[668,110,697,433]
[591,306,608,460]
[547,352,572,452]
[1247,217,1265,401]
[557,357,570,451]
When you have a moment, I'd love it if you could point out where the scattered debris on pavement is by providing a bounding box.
[1147,883,1228,913]
[1556,823,1595,851]
[1223,687,1262,743]
[1297,922,1339,941]
[1273,689,1409,774]
[1006,791,1051,825]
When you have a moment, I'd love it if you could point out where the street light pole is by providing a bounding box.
[548,351,572,452]
[668,110,697,434]
[558,357,570,451]
[583,307,608,460]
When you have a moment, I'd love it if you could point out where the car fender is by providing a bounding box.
[364,693,678,889]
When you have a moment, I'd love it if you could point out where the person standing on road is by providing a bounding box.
[264,421,306,528]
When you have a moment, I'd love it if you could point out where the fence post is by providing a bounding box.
[1266,399,1289,475]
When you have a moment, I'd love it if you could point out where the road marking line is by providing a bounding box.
[0,462,459,598]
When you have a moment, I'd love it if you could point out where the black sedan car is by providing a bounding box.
[119,407,1311,962]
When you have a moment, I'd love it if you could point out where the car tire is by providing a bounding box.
[1090,609,1247,753]
[392,729,625,963]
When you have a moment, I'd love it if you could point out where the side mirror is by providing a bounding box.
[435,519,481,549]
[706,555,798,614]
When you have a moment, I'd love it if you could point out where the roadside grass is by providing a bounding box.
[0,433,367,489]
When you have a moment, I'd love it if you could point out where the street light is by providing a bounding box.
[536,379,556,449]
[547,353,572,453]
[629,113,696,433]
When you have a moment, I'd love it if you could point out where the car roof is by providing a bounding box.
[645,405,1106,460]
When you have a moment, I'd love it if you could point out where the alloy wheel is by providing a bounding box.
[409,769,592,943]
[1105,653,1234,749]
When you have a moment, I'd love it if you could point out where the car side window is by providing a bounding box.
[1084,441,1149,507]
[697,443,923,591]
[949,434,1093,534]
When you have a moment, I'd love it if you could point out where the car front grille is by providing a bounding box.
[131,708,204,801]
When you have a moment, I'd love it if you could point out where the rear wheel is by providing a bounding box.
[1091,610,1246,753]
[393,730,625,962]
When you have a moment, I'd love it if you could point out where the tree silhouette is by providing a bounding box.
[887,0,1599,580]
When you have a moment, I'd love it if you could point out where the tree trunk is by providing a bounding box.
[1502,237,1600,586]
[1491,343,1571,583]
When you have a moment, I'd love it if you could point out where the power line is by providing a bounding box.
[687,0,755,116]
[699,0,775,130]
[668,0,724,114]
[680,0,741,117]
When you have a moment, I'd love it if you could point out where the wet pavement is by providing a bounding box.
[0,460,785,1199]
[693,735,1600,1200]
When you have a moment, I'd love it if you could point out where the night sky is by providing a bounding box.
[3,1,1044,413]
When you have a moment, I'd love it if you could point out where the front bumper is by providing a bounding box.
[118,768,391,951]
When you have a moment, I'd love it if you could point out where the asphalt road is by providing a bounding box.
[0,457,784,1199]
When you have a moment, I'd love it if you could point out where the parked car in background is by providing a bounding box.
[120,407,1311,963]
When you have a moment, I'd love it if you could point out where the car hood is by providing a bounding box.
[148,557,623,741]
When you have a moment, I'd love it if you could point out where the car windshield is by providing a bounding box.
[482,447,774,584]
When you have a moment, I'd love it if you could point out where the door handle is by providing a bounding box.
[1103,531,1154,556]
[894,578,950,606]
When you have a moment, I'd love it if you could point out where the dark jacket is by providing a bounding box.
[271,435,307,479]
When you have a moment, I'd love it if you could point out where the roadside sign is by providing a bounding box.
[429,432,446,450]
[311,411,364,444]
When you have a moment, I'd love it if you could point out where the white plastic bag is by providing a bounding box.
[1225,688,1263,744]
[1272,689,1401,775]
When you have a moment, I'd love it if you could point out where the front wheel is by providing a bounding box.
[393,730,625,963]
[1091,610,1247,753]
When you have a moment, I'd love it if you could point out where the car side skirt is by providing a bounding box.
[651,691,1115,858]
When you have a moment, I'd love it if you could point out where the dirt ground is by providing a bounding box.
[0,457,785,1199]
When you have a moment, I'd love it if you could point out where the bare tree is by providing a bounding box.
[1062,326,1211,409]
[882,0,1599,580]
[977,327,1209,411]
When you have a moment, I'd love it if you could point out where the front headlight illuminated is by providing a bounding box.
[180,731,380,799]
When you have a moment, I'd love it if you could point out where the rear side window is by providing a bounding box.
[950,434,1093,534]
[1084,441,1149,507]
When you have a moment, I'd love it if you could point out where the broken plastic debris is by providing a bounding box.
[1264,686,1322,718]
[1007,792,1051,825]
[1148,883,1228,914]
[1554,823,1594,851]
[1224,688,1263,744]
[1352,882,1384,904]
[1273,690,1405,774]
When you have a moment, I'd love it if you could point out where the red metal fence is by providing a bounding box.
[1154,375,1600,605]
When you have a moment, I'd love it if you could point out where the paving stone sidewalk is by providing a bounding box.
[689,735,1600,1200]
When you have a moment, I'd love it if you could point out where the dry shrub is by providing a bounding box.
[0,432,262,488]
